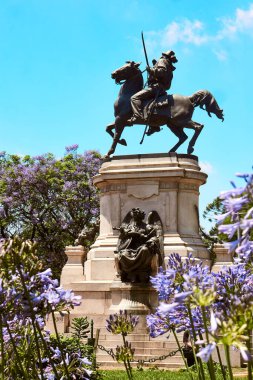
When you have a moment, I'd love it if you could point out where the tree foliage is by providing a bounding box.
[0,148,101,276]
[201,197,228,251]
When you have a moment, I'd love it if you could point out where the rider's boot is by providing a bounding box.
[146,126,161,136]
[128,115,144,125]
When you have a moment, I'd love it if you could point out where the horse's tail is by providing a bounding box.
[189,90,224,121]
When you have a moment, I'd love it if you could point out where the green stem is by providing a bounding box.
[123,359,132,380]
[6,242,58,379]
[224,345,234,380]
[91,319,94,339]
[89,319,96,372]
[201,306,216,380]
[246,336,252,380]
[26,329,40,379]
[122,334,133,380]
[248,360,253,380]
[5,322,27,378]
[34,319,61,380]
[29,319,44,378]
[216,345,227,380]
[189,334,205,379]
[0,315,4,380]
[172,329,194,380]
[52,311,71,380]
[187,305,206,380]
[17,266,45,380]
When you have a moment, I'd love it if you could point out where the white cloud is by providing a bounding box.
[219,4,253,38]
[164,20,209,46]
[147,19,209,50]
[145,3,253,59]
[199,161,214,174]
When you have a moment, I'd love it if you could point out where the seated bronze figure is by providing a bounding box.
[114,208,164,283]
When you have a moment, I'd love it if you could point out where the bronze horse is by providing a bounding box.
[105,61,224,158]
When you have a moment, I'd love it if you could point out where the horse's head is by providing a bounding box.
[205,96,224,122]
[214,109,224,122]
[111,61,141,84]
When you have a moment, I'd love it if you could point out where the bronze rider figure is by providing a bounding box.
[130,50,178,135]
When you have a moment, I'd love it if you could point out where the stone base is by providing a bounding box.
[54,242,241,368]
[212,243,233,272]
[109,281,158,314]
[84,153,210,283]
[60,245,86,286]
[54,154,240,368]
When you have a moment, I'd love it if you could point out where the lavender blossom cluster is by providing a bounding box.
[217,172,253,262]
[147,171,253,375]
[0,149,101,275]
[0,237,91,379]
[106,310,139,336]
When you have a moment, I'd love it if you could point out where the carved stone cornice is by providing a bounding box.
[100,184,126,193]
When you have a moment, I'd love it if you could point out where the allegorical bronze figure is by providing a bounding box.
[113,208,164,283]
[105,34,224,158]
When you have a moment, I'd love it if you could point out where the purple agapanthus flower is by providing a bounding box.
[218,222,240,239]
[106,310,139,335]
[210,310,218,333]
[150,267,175,301]
[196,342,216,362]
[240,348,252,362]
[174,291,193,303]
[158,302,179,314]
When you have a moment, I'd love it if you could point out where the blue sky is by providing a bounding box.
[0,0,252,227]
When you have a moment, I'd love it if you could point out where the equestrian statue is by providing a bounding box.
[105,34,224,158]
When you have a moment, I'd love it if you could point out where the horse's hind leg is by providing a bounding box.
[106,123,127,146]
[186,121,203,154]
[167,125,188,153]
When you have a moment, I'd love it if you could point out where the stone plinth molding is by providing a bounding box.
[61,245,85,287]
[211,243,233,273]
[84,153,210,282]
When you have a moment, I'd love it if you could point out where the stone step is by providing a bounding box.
[97,360,184,369]
[97,347,181,356]
[96,352,184,361]
[98,333,148,341]
[98,340,178,349]
[97,333,178,342]
[94,326,183,337]
[66,326,150,335]
[64,332,179,348]
[65,331,180,345]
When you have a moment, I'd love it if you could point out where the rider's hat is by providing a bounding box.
[162,50,178,62]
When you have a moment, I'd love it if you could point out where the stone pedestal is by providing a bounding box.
[84,153,209,284]
[61,153,210,317]
[60,245,85,287]
[109,281,158,314]
[59,153,214,368]
[212,243,233,272]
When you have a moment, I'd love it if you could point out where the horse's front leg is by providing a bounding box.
[104,120,125,158]
[106,122,127,146]
[186,121,203,154]
[106,123,115,139]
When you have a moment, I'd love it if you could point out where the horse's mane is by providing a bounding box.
[189,90,212,107]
